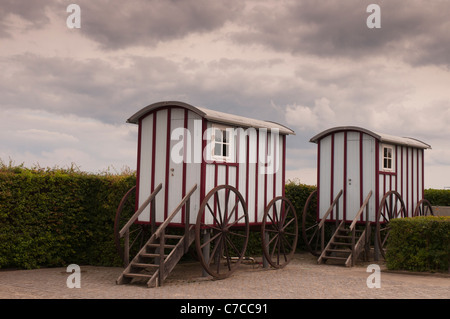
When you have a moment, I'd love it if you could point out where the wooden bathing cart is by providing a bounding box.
[114,101,297,287]
[302,126,433,265]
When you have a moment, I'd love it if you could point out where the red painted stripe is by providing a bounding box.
[343,131,347,221]
[416,148,419,205]
[164,108,171,220]
[255,131,259,223]
[359,132,363,211]
[375,139,379,218]
[316,139,321,222]
[181,109,188,224]
[200,118,207,225]
[273,133,277,200]
[264,131,268,211]
[421,149,424,199]
[330,134,334,220]
[151,113,157,195]
[245,134,249,221]
[406,148,409,217]
[401,146,404,200]
[282,135,286,199]
[135,118,143,212]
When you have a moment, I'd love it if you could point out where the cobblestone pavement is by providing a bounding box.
[0,252,449,299]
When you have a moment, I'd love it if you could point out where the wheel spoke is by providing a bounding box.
[206,202,222,227]
[214,192,224,225]
[281,217,295,231]
[200,231,222,249]
[226,213,246,229]
[225,235,242,257]
[227,230,247,238]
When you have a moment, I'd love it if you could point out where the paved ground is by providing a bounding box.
[0,252,448,299]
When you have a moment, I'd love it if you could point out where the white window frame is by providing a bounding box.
[211,124,234,162]
[381,144,395,172]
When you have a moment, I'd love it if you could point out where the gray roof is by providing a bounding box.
[127,101,295,135]
[309,126,431,149]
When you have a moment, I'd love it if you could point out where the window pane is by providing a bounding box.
[223,144,229,157]
[215,129,222,142]
[214,143,222,156]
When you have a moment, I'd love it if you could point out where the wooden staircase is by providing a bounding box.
[318,191,372,267]
[116,227,195,287]
[116,184,197,287]
[318,221,369,267]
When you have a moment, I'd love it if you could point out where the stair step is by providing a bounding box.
[321,256,348,261]
[147,244,177,249]
[140,253,168,258]
[131,262,159,268]
[123,273,154,279]
[331,242,352,246]
[165,234,183,239]
[335,235,352,239]
[327,249,351,254]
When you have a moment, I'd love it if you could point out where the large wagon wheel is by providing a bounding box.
[375,190,406,258]
[195,185,249,280]
[114,186,150,265]
[301,190,339,256]
[413,199,434,217]
[261,196,298,268]
[301,190,329,256]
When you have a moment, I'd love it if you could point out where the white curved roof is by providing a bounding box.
[127,101,295,135]
[310,126,431,149]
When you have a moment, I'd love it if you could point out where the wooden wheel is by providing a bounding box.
[195,185,249,279]
[301,190,322,256]
[414,199,434,217]
[261,196,298,268]
[375,190,406,258]
[114,186,150,265]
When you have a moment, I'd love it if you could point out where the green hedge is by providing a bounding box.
[386,216,450,272]
[3,162,449,272]
[0,164,135,269]
[424,189,450,206]
[0,164,318,269]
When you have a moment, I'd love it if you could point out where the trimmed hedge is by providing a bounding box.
[424,188,450,206]
[386,216,450,272]
[6,163,448,273]
[0,165,317,269]
[0,164,135,269]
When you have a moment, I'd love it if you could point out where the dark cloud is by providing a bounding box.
[77,0,244,50]
[232,0,450,67]
[0,53,281,124]
[0,0,57,37]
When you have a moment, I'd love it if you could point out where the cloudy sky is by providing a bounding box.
[1,0,449,189]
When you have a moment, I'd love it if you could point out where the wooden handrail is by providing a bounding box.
[349,190,372,231]
[154,184,197,239]
[318,189,343,229]
[119,183,162,238]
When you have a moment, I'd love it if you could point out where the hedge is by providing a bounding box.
[5,163,448,272]
[424,189,450,206]
[0,164,135,269]
[0,164,317,269]
[386,216,450,272]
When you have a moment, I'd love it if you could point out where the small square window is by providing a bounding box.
[212,125,234,161]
